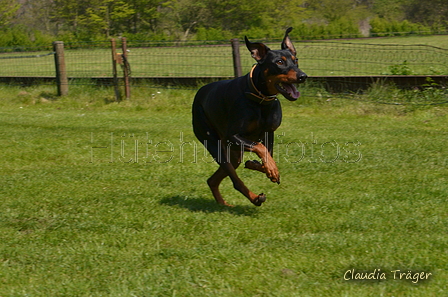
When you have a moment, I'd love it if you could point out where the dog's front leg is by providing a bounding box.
[231,134,280,184]
[244,132,280,184]
[250,142,280,184]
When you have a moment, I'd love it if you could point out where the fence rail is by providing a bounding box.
[0,38,447,98]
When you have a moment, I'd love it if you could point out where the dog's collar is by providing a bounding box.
[245,65,277,104]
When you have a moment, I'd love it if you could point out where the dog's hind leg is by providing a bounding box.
[193,104,233,206]
[206,143,266,206]
[222,149,267,206]
[207,166,231,206]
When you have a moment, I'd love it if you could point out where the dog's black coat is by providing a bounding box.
[192,27,307,206]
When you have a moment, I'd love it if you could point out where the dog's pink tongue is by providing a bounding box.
[284,83,300,98]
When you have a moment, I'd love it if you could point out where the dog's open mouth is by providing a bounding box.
[276,83,300,101]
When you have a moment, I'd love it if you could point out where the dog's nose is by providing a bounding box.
[298,72,307,83]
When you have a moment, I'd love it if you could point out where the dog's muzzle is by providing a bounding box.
[298,71,307,83]
[276,71,307,101]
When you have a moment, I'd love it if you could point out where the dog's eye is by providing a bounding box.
[276,60,284,65]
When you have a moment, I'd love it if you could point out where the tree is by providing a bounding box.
[0,0,20,28]
[306,0,370,23]
[405,0,448,26]
[50,0,92,35]
[372,0,407,21]
[128,0,163,34]
[161,0,211,39]
[78,0,135,37]
[3,0,448,43]
[14,0,54,33]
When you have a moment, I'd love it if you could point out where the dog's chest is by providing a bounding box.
[262,107,281,131]
[244,103,282,135]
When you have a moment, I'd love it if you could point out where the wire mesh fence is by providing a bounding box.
[295,41,448,76]
[125,43,235,78]
[111,40,448,78]
[74,39,448,78]
[0,38,447,93]
[63,41,115,78]
[0,50,55,77]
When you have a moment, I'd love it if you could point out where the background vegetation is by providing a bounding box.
[2,0,448,48]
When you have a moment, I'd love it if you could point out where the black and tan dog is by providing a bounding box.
[192,27,307,206]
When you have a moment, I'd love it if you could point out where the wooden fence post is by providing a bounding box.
[53,41,68,96]
[231,38,242,78]
[111,38,121,102]
[121,37,131,99]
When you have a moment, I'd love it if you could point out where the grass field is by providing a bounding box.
[0,84,447,296]
[1,35,447,78]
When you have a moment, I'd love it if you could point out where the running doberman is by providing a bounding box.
[192,27,307,206]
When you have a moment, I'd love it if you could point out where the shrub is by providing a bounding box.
[0,27,32,51]
[370,17,438,36]
[194,27,232,41]
[388,61,414,75]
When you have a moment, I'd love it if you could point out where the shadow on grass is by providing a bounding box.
[160,195,259,216]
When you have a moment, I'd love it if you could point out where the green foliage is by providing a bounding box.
[405,0,448,26]
[371,0,407,20]
[308,0,370,24]
[388,60,414,75]
[194,27,233,41]
[0,27,30,50]
[78,0,135,37]
[2,0,448,46]
[30,30,55,48]
[124,31,170,42]
[0,0,20,27]
[326,18,362,38]
[365,79,448,106]
[0,27,53,51]
[370,17,432,36]
[290,19,363,40]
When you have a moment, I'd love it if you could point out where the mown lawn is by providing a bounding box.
[0,85,447,296]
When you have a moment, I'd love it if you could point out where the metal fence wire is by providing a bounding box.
[296,41,448,76]
[0,39,447,84]
[0,50,55,77]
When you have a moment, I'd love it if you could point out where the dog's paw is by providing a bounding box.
[270,176,280,184]
[252,193,266,206]
[263,162,280,184]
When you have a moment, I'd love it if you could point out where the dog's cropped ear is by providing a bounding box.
[245,36,270,62]
[281,27,296,56]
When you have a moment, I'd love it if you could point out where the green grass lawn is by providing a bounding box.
[0,84,447,296]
